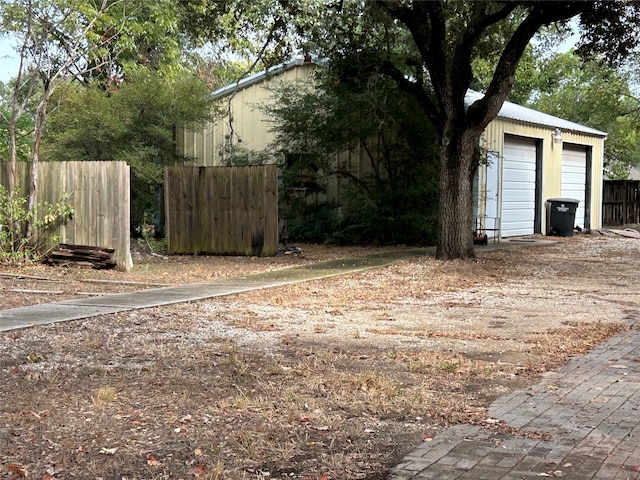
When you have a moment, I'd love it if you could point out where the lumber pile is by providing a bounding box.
[45,243,117,269]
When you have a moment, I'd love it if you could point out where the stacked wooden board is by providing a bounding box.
[45,244,116,269]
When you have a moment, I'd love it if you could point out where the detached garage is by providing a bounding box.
[471,91,607,238]
[176,61,606,240]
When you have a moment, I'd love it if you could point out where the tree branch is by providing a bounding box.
[378,60,439,126]
[467,2,586,130]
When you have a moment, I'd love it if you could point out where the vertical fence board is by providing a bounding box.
[1,161,132,270]
[165,165,278,255]
[603,180,640,226]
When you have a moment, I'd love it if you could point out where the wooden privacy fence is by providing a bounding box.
[165,165,278,256]
[0,161,132,270]
[602,180,640,226]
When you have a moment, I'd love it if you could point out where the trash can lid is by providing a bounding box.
[546,198,580,204]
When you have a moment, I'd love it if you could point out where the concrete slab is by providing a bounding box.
[0,249,433,332]
[0,303,126,331]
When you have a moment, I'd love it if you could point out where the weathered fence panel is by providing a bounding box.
[1,161,132,270]
[165,165,278,256]
[602,180,640,226]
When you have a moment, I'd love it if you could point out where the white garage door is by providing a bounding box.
[561,145,587,229]
[501,136,538,237]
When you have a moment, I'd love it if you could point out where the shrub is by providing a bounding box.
[0,186,74,263]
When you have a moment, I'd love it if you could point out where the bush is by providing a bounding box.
[0,186,74,263]
[281,181,438,246]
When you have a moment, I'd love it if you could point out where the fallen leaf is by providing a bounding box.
[191,464,207,476]
[591,398,608,403]
[7,464,26,476]
[147,454,161,466]
[99,447,118,455]
[194,448,203,456]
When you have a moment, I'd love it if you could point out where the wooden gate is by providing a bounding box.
[164,165,278,256]
[602,180,640,226]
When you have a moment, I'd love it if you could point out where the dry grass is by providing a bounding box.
[1,235,640,479]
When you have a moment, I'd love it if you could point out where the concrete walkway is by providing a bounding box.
[0,249,429,332]
[389,323,640,480]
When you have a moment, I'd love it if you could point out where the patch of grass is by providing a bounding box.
[92,386,117,406]
[224,348,250,377]
[209,459,225,480]
[436,360,462,373]
[527,321,629,366]
[27,351,43,363]
[348,371,401,398]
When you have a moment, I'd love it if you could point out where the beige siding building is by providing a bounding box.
[175,56,316,166]
[176,58,607,239]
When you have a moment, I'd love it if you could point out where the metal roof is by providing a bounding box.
[213,59,607,139]
[212,55,312,99]
[465,90,607,138]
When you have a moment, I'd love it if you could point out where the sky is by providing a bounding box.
[0,36,19,83]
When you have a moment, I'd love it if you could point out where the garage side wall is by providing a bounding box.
[176,63,316,167]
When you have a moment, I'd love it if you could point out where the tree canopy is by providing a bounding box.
[285,1,640,258]
[264,65,440,244]
[42,70,218,229]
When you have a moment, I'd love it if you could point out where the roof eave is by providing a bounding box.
[212,55,310,99]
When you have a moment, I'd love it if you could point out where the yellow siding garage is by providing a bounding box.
[476,93,606,237]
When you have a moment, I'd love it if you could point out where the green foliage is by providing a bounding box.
[217,145,273,167]
[0,107,34,162]
[135,212,167,253]
[606,161,631,180]
[42,70,217,230]
[0,186,74,263]
[265,67,440,245]
[531,54,640,168]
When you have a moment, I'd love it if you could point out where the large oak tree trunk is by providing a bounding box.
[436,129,480,260]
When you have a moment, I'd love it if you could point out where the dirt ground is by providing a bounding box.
[1,234,639,480]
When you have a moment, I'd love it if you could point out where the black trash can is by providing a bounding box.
[546,198,579,237]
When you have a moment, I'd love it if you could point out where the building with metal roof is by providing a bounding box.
[176,58,607,238]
